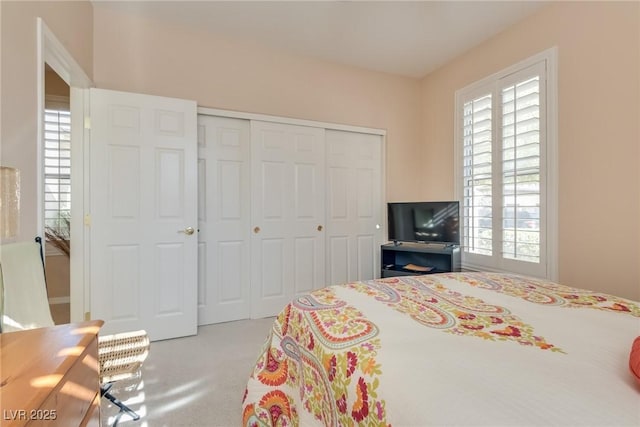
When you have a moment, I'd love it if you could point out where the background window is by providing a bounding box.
[455,50,557,279]
[44,107,71,238]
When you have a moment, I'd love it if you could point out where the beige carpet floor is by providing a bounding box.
[101,317,275,427]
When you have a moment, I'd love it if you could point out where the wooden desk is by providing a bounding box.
[0,321,104,426]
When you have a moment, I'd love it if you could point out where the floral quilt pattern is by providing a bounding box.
[243,287,389,426]
[346,276,563,352]
[442,272,640,317]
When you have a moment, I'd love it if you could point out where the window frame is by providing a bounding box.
[44,95,71,241]
[454,47,558,280]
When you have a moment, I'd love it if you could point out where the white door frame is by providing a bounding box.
[198,107,386,137]
[36,18,92,323]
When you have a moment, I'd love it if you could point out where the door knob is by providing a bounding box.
[254,226,261,234]
[179,227,195,235]
[317,225,323,232]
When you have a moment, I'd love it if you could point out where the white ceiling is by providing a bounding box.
[95,1,548,78]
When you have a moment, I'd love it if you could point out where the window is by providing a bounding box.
[455,49,557,279]
[44,107,71,237]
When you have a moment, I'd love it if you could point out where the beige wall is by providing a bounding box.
[45,253,70,299]
[91,4,423,203]
[45,64,70,99]
[421,1,640,300]
[0,1,93,242]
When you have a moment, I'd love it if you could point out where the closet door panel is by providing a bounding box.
[329,236,349,285]
[251,121,325,318]
[294,237,316,294]
[260,238,286,298]
[357,235,376,280]
[197,115,251,325]
[261,161,286,219]
[218,241,244,301]
[329,166,349,219]
[326,130,383,285]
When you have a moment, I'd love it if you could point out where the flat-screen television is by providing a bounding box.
[388,201,460,245]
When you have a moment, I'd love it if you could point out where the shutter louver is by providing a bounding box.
[501,76,540,263]
[462,94,492,256]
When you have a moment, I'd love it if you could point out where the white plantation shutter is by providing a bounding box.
[462,93,493,256]
[44,108,71,235]
[501,69,543,264]
[456,52,555,279]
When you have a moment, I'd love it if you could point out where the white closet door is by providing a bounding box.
[250,121,326,318]
[326,130,384,285]
[197,115,251,325]
[89,88,198,341]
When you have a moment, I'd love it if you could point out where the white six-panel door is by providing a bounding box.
[89,88,198,341]
[250,121,326,318]
[197,116,251,325]
[326,130,384,285]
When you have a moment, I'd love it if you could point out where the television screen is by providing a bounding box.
[388,201,460,245]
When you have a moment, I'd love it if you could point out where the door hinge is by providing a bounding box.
[84,117,91,130]
[84,311,91,321]
[84,214,91,227]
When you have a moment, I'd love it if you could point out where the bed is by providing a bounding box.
[242,272,640,426]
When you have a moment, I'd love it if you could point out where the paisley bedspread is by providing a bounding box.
[242,272,640,426]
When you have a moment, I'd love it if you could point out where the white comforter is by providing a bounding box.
[243,272,640,426]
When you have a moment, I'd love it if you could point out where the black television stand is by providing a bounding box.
[381,242,461,278]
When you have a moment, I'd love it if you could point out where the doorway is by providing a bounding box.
[43,63,71,324]
[37,18,92,323]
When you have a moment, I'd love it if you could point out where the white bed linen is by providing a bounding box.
[243,272,640,426]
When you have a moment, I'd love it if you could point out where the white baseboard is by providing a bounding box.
[48,296,70,305]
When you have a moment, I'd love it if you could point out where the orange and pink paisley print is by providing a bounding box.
[243,288,388,426]
[242,273,640,426]
[346,276,564,352]
[439,272,640,317]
